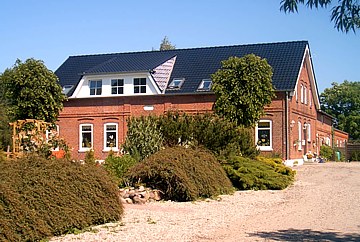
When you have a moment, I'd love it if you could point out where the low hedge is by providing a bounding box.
[0,155,124,241]
[124,146,233,201]
[222,156,295,190]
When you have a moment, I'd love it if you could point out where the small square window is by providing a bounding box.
[111,79,124,95]
[89,80,102,96]
[197,79,212,91]
[168,78,184,89]
[134,78,146,94]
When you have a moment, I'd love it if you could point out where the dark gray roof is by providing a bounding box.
[55,41,308,95]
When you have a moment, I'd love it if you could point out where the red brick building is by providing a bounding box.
[55,41,348,164]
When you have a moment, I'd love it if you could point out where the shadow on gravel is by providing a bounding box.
[248,229,360,241]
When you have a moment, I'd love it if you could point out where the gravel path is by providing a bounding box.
[51,162,360,242]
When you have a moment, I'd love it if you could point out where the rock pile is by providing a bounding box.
[119,186,162,204]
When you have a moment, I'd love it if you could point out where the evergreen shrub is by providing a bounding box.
[320,145,333,160]
[123,116,164,160]
[221,156,295,190]
[124,146,233,201]
[104,152,138,186]
[0,155,123,242]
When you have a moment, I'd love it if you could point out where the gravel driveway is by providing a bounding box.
[52,162,360,242]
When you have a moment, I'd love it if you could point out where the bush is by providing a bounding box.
[0,155,123,241]
[320,145,333,160]
[125,112,259,160]
[124,146,233,201]
[123,116,164,160]
[350,151,360,161]
[221,156,295,190]
[104,152,138,186]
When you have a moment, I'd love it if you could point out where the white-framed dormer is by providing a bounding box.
[70,72,162,98]
[255,120,273,151]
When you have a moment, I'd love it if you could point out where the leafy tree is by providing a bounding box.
[320,80,360,140]
[211,54,275,127]
[0,73,12,150]
[1,58,66,123]
[159,36,176,51]
[280,0,360,33]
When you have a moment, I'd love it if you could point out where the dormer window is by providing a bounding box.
[62,85,74,95]
[134,78,146,94]
[89,80,102,95]
[111,79,124,95]
[197,79,212,91]
[168,78,184,89]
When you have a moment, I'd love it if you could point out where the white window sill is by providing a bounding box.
[102,148,119,152]
[257,146,273,151]
[78,148,93,153]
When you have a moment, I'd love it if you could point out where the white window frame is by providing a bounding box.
[300,84,304,103]
[79,124,93,152]
[46,125,60,151]
[134,78,147,94]
[298,121,302,150]
[111,79,124,95]
[304,86,307,105]
[255,120,272,151]
[89,80,102,96]
[168,78,185,89]
[103,123,119,151]
[197,79,212,91]
[307,123,311,142]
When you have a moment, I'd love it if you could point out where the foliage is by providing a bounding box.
[211,54,274,127]
[280,0,360,33]
[320,81,360,140]
[84,149,96,164]
[124,146,233,201]
[159,36,176,51]
[0,155,123,242]
[350,150,360,161]
[320,145,334,160]
[0,104,11,150]
[221,156,295,190]
[104,151,138,186]
[124,112,259,160]
[123,116,164,160]
[0,58,66,123]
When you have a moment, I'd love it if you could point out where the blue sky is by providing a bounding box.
[0,0,359,93]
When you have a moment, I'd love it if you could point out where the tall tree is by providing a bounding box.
[0,80,11,149]
[211,54,275,127]
[320,80,360,140]
[159,36,176,51]
[1,58,66,123]
[280,0,360,33]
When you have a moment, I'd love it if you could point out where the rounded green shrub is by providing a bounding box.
[0,155,124,242]
[320,145,333,160]
[222,156,295,190]
[124,146,233,201]
[104,152,138,186]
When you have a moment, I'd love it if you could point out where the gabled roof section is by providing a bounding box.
[55,41,308,95]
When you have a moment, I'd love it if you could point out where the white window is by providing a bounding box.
[304,86,307,105]
[298,121,302,150]
[89,80,102,96]
[46,125,60,151]
[300,84,304,103]
[256,120,272,151]
[79,124,93,151]
[309,89,312,107]
[134,78,146,93]
[168,78,185,89]
[111,79,124,95]
[104,123,118,151]
[307,123,311,142]
[197,79,212,91]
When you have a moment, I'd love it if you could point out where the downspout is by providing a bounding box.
[285,91,290,160]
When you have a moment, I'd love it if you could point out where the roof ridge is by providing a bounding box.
[68,40,309,58]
